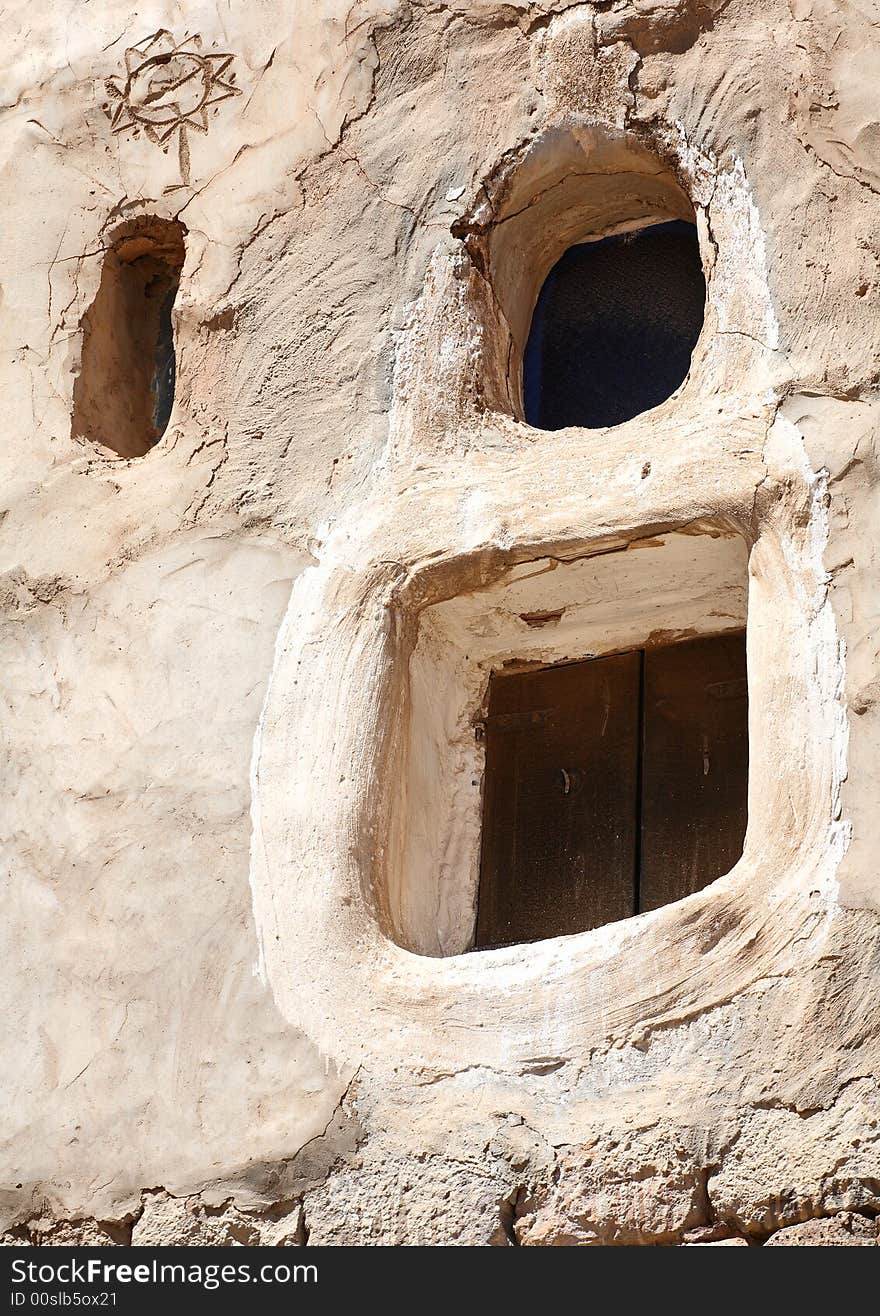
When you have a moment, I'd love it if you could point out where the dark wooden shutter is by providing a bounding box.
[474,653,640,948]
[638,632,748,913]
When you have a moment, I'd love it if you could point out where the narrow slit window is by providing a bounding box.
[522,219,705,431]
[72,218,186,458]
[474,631,748,950]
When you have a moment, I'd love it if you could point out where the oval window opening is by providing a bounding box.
[523,219,705,431]
[72,218,186,458]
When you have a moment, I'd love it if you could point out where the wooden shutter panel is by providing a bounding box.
[474,652,640,948]
[638,631,748,913]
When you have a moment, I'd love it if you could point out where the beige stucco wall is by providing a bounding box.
[1,0,879,1245]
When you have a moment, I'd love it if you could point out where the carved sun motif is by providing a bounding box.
[104,31,241,183]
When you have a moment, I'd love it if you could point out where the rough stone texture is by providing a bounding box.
[0,1218,127,1248]
[131,1192,305,1247]
[764,1214,879,1246]
[1,0,879,1246]
[687,1238,751,1246]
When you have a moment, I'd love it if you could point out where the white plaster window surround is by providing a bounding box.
[249,122,848,1078]
[393,528,750,957]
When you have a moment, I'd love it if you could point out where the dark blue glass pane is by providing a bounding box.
[152,283,177,435]
[523,220,705,430]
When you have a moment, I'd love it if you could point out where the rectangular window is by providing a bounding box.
[474,632,748,949]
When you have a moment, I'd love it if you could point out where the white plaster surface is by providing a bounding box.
[1,0,879,1246]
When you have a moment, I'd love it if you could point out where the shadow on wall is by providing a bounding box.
[72,217,186,458]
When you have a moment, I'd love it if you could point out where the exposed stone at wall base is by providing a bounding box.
[4,1085,880,1245]
[2,1198,877,1247]
[763,1214,878,1247]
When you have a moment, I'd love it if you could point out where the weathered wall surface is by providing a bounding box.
[1,0,878,1245]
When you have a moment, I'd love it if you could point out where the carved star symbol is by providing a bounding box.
[104,30,240,145]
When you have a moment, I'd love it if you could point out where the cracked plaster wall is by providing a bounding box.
[1,0,879,1245]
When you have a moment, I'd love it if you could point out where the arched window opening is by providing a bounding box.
[72,218,186,458]
[523,219,705,431]
[461,126,708,423]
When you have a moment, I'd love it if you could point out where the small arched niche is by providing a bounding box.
[72,217,186,458]
[465,126,706,425]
